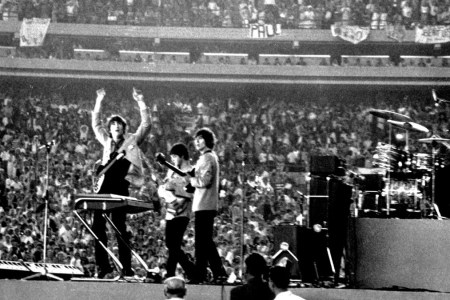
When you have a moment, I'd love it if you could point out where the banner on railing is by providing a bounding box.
[331,24,370,44]
[415,25,450,44]
[20,18,51,47]
[249,23,281,38]
[386,24,406,42]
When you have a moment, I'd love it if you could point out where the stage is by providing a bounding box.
[0,280,450,300]
[2,219,450,300]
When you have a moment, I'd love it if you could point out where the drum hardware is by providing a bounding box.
[387,120,429,134]
[369,109,412,122]
[418,135,450,144]
[370,110,430,216]
[418,135,450,214]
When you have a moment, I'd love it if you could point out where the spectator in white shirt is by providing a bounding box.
[269,266,306,300]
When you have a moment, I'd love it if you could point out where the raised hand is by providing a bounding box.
[96,88,106,99]
[132,87,143,102]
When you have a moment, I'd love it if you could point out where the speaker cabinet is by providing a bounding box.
[310,156,341,176]
[308,178,353,282]
[272,225,333,282]
[272,225,301,279]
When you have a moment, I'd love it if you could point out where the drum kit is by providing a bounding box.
[363,108,450,218]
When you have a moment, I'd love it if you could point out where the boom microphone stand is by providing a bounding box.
[23,141,63,281]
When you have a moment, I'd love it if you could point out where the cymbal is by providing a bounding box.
[418,135,450,143]
[369,109,412,122]
[387,120,429,133]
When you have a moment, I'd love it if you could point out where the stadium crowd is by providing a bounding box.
[0,83,447,281]
[2,0,450,29]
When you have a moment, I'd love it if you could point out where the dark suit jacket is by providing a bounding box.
[229,277,275,300]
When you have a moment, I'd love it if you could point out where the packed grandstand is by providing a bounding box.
[0,0,449,283]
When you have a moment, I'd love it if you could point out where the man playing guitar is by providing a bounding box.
[91,87,151,279]
[157,143,196,280]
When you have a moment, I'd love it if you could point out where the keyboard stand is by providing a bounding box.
[102,213,152,275]
[73,210,123,281]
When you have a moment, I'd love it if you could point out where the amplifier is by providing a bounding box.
[0,260,84,280]
[310,156,342,176]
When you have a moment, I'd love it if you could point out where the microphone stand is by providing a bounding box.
[23,142,63,281]
[235,143,246,282]
[239,160,245,281]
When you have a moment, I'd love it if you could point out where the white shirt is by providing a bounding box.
[274,291,306,300]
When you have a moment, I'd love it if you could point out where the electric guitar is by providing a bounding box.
[155,152,195,193]
[93,151,126,193]
[93,135,136,193]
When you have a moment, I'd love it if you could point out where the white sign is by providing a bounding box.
[415,25,450,44]
[331,24,370,44]
[20,18,51,47]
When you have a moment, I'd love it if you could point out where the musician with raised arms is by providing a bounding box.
[157,143,196,280]
[91,87,151,279]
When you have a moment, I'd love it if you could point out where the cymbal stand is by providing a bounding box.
[431,142,437,208]
[385,123,392,216]
[23,142,63,281]
[424,142,442,219]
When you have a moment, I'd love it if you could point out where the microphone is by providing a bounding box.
[38,140,55,150]
[432,89,450,107]
[433,89,440,107]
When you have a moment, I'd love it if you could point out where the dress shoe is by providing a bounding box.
[97,266,114,279]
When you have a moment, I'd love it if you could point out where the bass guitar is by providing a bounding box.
[155,152,195,193]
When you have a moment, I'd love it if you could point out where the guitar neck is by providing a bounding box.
[98,152,125,176]
[163,161,187,177]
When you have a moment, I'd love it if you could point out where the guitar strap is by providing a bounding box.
[111,138,125,154]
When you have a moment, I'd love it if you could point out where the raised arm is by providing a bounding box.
[132,88,151,145]
[91,88,109,145]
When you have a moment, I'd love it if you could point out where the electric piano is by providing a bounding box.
[73,194,153,280]
[74,193,153,214]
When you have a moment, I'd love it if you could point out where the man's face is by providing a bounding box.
[110,121,124,140]
[194,135,206,152]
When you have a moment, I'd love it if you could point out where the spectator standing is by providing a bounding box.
[268,266,306,300]
[229,252,275,300]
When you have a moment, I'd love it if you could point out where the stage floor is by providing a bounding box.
[1,280,449,300]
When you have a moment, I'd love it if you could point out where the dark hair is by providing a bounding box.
[245,253,268,276]
[269,266,290,290]
[195,127,216,149]
[107,115,127,133]
[169,143,189,160]
[164,277,186,298]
